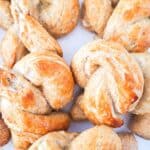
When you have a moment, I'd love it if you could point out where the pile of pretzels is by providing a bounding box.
[0,0,149,150]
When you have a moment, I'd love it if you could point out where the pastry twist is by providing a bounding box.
[71,39,144,127]
[0,2,74,150]
[0,50,73,149]
[0,0,79,37]
[104,0,150,52]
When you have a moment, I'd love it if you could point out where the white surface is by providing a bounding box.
[0,0,150,149]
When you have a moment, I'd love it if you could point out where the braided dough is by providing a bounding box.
[71,39,144,127]
[0,0,79,37]
[0,68,71,149]
[104,0,150,52]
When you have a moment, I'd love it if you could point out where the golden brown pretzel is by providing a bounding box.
[29,126,137,150]
[71,39,144,127]
[104,0,150,52]
[0,0,79,37]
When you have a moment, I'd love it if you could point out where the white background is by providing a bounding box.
[0,0,150,149]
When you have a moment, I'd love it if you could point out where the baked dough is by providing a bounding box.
[29,126,123,150]
[0,68,71,149]
[13,51,74,109]
[131,53,150,114]
[11,0,80,37]
[0,117,10,146]
[82,0,113,36]
[129,114,150,139]
[13,14,63,56]
[69,126,122,150]
[71,39,144,127]
[104,0,150,52]
[0,0,13,29]
[0,24,27,69]
[118,133,138,150]
[29,131,78,150]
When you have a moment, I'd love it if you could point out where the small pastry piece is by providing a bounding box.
[129,114,150,139]
[70,95,86,121]
[13,51,74,109]
[0,0,13,29]
[71,39,144,127]
[0,117,10,146]
[14,14,63,56]
[131,53,150,114]
[69,126,122,150]
[0,24,27,69]
[29,131,78,150]
[104,0,150,52]
[82,0,113,36]
[118,133,138,150]
[11,0,80,38]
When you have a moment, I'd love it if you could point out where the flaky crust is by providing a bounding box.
[132,53,150,114]
[82,0,113,36]
[0,0,13,29]
[129,114,150,139]
[29,131,78,150]
[104,0,150,52]
[0,24,26,69]
[69,126,122,150]
[118,133,138,150]
[11,0,79,37]
[13,51,74,109]
[71,39,144,127]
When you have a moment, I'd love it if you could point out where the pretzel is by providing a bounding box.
[71,39,144,127]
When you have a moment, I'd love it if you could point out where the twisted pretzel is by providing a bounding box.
[71,39,144,127]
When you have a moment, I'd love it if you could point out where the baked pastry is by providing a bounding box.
[0,67,71,149]
[7,0,79,37]
[82,0,113,36]
[118,133,138,150]
[0,0,13,29]
[71,39,144,127]
[29,126,123,150]
[13,51,74,109]
[129,114,150,139]
[0,117,10,146]
[69,126,122,150]
[104,0,150,52]
[131,53,150,114]
[0,24,27,69]
[29,131,78,150]
[70,94,86,121]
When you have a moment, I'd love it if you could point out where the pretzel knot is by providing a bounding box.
[72,39,144,127]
